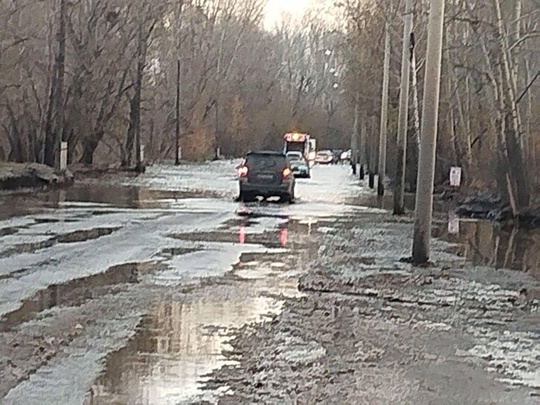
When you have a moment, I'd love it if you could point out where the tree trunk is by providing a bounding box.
[492,0,530,209]
[81,136,101,165]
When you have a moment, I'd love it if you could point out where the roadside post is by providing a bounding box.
[60,142,68,170]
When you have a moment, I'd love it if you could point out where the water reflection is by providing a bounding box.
[436,218,540,276]
[237,217,289,248]
[86,292,282,404]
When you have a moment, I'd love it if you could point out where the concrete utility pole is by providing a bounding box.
[412,0,446,264]
[378,22,390,196]
[393,0,414,215]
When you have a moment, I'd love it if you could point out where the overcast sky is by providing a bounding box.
[264,0,312,29]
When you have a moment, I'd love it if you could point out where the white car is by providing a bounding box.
[315,150,334,164]
[341,150,352,161]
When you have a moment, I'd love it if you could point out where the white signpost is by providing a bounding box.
[450,166,462,187]
[60,142,68,170]
[140,145,145,163]
[448,212,460,234]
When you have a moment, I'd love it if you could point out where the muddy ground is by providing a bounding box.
[202,214,540,404]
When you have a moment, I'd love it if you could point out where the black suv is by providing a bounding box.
[237,151,295,203]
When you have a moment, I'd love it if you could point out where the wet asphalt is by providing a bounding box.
[0,162,538,404]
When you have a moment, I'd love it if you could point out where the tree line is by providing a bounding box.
[0,0,350,166]
[1,0,538,211]
[342,0,539,212]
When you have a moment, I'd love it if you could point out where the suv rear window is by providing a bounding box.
[246,154,286,169]
[287,153,303,161]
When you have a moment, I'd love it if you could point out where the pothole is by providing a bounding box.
[0,227,18,237]
[0,238,57,259]
[161,247,201,257]
[57,227,120,243]
[0,227,121,259]
[0,261,162,332]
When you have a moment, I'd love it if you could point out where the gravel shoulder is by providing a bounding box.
[203,212,540,404]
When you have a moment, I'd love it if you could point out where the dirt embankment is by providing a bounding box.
[0,163,73,191]
[202,214,540,404]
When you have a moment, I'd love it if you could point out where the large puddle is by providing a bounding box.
[435,218,539,276]
[85,245,304,404]
[82,206,316,404]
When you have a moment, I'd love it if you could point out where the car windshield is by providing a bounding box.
[246,154,286,169]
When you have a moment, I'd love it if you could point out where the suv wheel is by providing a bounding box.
[240,191,256,203]
[283,191,295,204]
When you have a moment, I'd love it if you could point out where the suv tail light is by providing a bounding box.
[238,166,248,177]
[282,167,291,178]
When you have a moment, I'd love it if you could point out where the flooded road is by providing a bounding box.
[0,162,538,404]
[0,163,359,404]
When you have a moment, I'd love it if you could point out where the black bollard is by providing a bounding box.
[368,171,375,189]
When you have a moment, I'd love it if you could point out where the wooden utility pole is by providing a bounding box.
[134,24,145,173]
[369,115,377,189]
[175,59,181,165]
[360,111,367,179]
[378,22,390,196]
[53,0,66,170]
[215,29,226,159]
[351,96,359,175]
[393,0,413,215]
[412,0,446,264]
[175,0,185,166]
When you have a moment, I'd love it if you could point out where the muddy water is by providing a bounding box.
[85,226,309,405]
[0,262,161,332]
[435,218,540,276]
[343,188,539,276]
[0,184,208,218]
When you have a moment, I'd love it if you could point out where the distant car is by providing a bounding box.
[340,149,352,162]
[286,151,311,178]
[237,151,295,203]
[315,150,334,165]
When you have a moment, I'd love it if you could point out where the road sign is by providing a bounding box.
[450,166,462,187]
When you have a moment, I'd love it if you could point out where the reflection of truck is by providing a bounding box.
[283,132,314,178]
